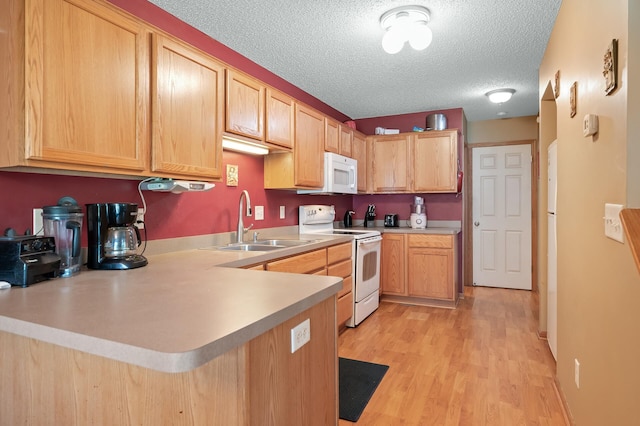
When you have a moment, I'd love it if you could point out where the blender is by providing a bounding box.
[410,196,427,229]
[42,197,84,277]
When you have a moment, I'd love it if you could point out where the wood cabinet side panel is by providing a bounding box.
[0,330,247,425]
[381,233,406,295]
[249,297,337,426]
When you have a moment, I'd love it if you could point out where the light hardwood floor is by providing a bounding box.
[338,286,568,425]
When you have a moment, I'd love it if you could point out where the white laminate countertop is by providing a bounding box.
[343,226,461,235]
[0,237,349,373]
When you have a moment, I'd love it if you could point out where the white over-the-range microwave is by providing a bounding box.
[298,152,357,195]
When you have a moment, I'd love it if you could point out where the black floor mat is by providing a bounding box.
[339,357,389,422]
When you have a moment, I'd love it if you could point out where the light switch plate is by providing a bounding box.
[279,205,286,219]
[604,203,624,243]
[254,206,264,221]
[33,208,43,235]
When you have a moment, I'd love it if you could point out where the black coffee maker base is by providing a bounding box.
[88,255,148,270]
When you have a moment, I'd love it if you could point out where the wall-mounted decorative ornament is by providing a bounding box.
[603,39,618,95]
[226,164,238,186]
[554,70,560,99]
[570,82,577,118]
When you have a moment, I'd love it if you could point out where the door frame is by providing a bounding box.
[463,139,539,291]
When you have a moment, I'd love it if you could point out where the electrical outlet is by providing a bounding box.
[291,318,311,353]
[280,205,286,219]
[255,206,264,221]
[604,203,624,243]
[135,208,144,230]
[574,358,580,388]
[33,208,43,235]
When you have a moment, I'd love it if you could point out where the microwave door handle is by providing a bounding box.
[350,165,356,188]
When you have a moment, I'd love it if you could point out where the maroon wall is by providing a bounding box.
[0,152,351,244]
[106,0,350,123]
[354,108,464,135]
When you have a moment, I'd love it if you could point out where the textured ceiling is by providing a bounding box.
[148,0,561,122]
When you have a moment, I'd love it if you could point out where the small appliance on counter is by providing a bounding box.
[410,196,427,229]
[86,203,147,270]
[384,214,399,228]
[0,230,61,287]
[343,210,354,228]
[364,204,376,228]
[42,197,83,277]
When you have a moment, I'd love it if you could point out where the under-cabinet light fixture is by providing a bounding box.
[222,134,269,155]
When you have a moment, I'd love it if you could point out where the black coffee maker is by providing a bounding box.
[86,203,148,270]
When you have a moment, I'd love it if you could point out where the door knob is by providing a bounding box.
[474,221,480,227]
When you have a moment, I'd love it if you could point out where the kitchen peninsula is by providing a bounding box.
[0,242,345,425]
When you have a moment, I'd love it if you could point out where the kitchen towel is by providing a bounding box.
[339,357,389,422]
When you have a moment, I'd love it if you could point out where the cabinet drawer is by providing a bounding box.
[327,259,352,279]
[337,291,354,325]
[337,275,352,299]
[243,264,264,271]
[266,249,326,274]
[327,242,352,264]
[408,234,453,249]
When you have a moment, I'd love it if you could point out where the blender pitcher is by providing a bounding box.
[42,197,84,277]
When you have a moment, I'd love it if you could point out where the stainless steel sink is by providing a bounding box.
[218,244,285,252]
[254,239,316,247]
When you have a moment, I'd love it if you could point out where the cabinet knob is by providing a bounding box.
[474,221,480,227]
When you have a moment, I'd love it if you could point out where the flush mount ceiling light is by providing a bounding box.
[380,5,432,54]
[486,88,516,104]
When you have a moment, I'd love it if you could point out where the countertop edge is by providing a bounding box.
[0,278,342,373]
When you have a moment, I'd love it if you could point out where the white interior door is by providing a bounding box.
[472,144,532,290]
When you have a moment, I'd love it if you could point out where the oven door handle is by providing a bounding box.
[358,237,382,247]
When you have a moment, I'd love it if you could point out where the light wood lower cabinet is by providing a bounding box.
[0,298,337,425]
[264,242,354,328]
[381,233,459,308]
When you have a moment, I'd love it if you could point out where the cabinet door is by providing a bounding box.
[381,234,406,295]
[407,248,453,300]
[352,132,367,193]
[371,135,410,192]
[339,124,353,157]
[412,130,458,192]
[294,104,325,187]
[265,88,294,149]
[324,118,339,153]
[226,69,264,140]
[26,0,148,171]
[152,34,223,179]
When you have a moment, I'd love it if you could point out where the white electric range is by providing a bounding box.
[299,205,382,327]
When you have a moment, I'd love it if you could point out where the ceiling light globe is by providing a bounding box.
[382,27,405,54]
[486,89,516,103]
[408,22,432,51]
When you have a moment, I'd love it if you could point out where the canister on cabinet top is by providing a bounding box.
[426,113,447,131]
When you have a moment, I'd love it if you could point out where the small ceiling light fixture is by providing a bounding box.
[486,88,516,104]
[380,5,432,54]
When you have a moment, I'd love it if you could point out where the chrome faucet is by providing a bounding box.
[236,190,253,243]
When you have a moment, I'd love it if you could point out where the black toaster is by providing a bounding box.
[0,235,61,287]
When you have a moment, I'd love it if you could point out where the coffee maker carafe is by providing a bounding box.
[86,203,147,270]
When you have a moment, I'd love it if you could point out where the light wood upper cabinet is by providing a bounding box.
[294,104,325,187]
[324,118,340,153]
[412,130,458,192]
[265,88,294,149]
[1,0,150,173]
[352,131,367,192]
[339,124,353,157]
[225,69,265,140]
[152,34,223,179]
[370,134,411,192]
